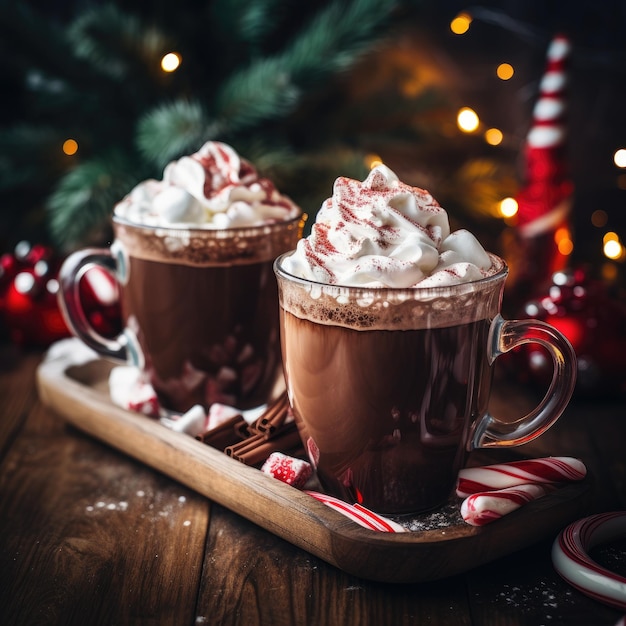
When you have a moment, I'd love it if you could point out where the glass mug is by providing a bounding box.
[58,214,303,413]
[274,252,577,515]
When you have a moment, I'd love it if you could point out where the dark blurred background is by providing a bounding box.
[1,0,625,395]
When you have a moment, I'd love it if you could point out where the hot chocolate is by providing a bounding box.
[276,254,503,513]
[275,165,576,514]
[59,141,303,413]
[114,217,300,412]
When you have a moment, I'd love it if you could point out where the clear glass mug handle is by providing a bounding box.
[471,314,577,449]
[57,247,128,361]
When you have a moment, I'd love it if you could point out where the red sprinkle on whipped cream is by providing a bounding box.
[281,164,493,288]
[114,141,300,228]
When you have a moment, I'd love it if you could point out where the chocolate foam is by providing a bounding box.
[114,215,304,267]
[276,253,506,331]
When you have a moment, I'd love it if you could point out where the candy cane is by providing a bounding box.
[306,491,406,533]
[456,457,586,498]
[461,483,553,526]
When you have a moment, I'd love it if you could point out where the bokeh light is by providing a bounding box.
[457,107,479,133]
[450,13,472,35]
[496,63,514,80]
[365,154,383,169]
[613,148,626,168]
[161,52,181,72]
[484,128,503,145]
[554,227,574,255]
[591,209,608,227]
[603,232,623,260]
[498,197,518,218]
[62,139,78,155]
[604,239,623,260]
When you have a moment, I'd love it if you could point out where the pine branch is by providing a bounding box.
[237,0,291,50]
[68,5,170,81]
[1,0,409,250]
[209,0,288,52]
[214,0,398,131]
[0,126,65,191]
[47,150,144,251]
[136,100,219,167]
[287,0,398,83]
[214,57,301,132]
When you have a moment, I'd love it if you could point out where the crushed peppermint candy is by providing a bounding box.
[261,452,312,488]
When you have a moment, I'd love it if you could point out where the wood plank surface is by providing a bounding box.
[197,504,472,626]
[1,346,625,626]
[0,378,210,625]
[34,343,595,584]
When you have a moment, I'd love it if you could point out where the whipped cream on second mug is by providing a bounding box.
[282,164,493,288]
[115,141,300,228]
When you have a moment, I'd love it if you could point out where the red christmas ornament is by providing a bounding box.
[2,247,69,347]
[0,241,121,347]
[505,268,626,398]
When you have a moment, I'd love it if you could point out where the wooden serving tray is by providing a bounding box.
[36,341,593,584]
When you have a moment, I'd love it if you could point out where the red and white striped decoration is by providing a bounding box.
[262,452,313,489]
[460,483,553,526]
[456,456,587,498]
[516,34,574,239]
[552,512,626,611]
[306,491,406,533]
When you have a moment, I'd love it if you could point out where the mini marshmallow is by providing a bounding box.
[109,365,161,418]
[161,404,207,436]
[152,186,205,224]
[206,402,242,430]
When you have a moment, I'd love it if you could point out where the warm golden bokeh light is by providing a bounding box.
[604,239,623,260]
[557,237,574,255]
[496,63,514,80]
[484,128,503,145]
[602,262,618,281]
[450,13,472,35]
[499,197,518,218]
[554,226,573,255]
[365,154,383,169]
[161,52,181,72]
[613,148,626,168]
[603,232,623,260]
[457,107,479,133]
[62,139,78,155]
[591,209,608,227]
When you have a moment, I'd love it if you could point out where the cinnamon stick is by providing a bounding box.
[248,391,290,436]
[195,414,247,451]
[225,422,301,466]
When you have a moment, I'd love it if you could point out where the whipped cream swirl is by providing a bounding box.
[114,141,301,228]
[281,165,493,288]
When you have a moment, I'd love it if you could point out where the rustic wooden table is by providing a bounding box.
[1,344,624,626]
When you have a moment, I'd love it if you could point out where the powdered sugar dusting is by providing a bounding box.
[472,578,578,622]
[84,489,193,527]
[391,498,465,532]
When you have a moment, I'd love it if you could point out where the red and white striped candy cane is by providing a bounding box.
[306,491,405,533]
[456,456,586,498]
[461,483,553,526]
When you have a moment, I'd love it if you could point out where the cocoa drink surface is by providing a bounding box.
[280,311,493,514]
